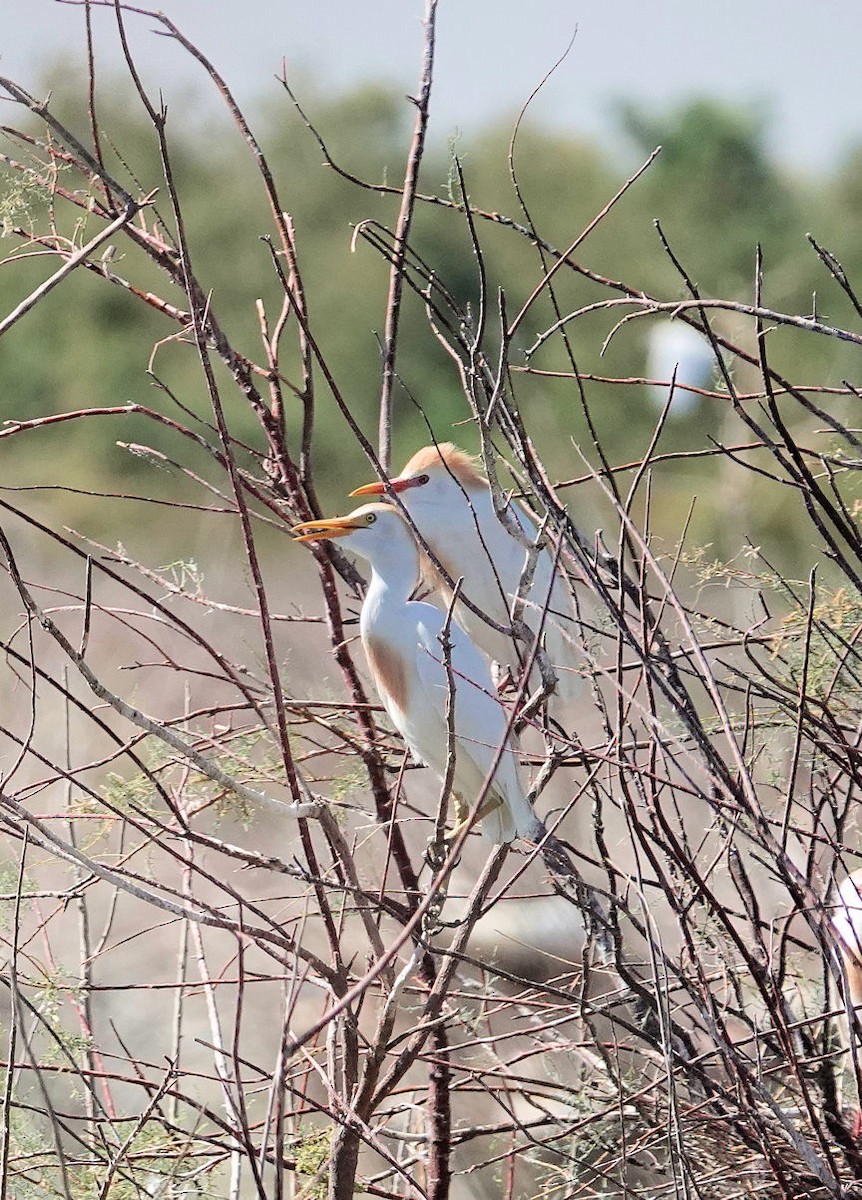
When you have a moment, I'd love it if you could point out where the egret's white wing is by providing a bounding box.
[410,606,535,841]
[420,489,580,703]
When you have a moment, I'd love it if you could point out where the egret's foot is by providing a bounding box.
[424,836,462,878]
[424,837,450,871]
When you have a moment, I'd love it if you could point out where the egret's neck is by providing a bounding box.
[435,484,493,529]
[359,531,421,631]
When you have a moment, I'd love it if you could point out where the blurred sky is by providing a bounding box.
[5,0,862,174]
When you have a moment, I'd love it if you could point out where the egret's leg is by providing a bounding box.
[452,790,468,830]
[446,791,504,839]
[426,791,469,871]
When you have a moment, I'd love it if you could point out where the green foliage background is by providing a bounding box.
[2,69,861,564]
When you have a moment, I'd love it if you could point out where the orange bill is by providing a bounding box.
[292,515,363,543]
[350,476,414,497]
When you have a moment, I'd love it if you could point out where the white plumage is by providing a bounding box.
[293,502,541,844]
[351,443,580,703]
[830,868,862,1134]
[645,319,714,414]
[833,869,862,1011]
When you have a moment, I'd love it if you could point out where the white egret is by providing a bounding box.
[646,319,714,414]
[830,868,862,1134]
[833,869,862,1013]
[350,444,580,702]
[293,502,542,844]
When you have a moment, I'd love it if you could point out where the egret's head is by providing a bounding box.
[293,503,417,570]
[349,443,485,513]
[292,502,390,544]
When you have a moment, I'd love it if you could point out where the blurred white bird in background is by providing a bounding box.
[832,869,862,1013]
[350,443,580,703]
[830,867,862,1134]
[293,502,542,844]
[646,319,715,414]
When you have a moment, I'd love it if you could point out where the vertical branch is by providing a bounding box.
[63,670,98,1135]
[188,890,250,1200]
[83,0,108,182]
[0,832,28,1200]
[377,0,438,468]
[150,119,305,808]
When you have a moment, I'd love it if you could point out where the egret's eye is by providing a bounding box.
[415,473,430,486]
[365,512,377,525]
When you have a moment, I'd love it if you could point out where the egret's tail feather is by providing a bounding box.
[477,786,541,845]
[480,795,516,845]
